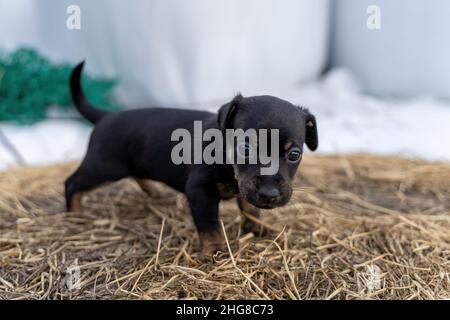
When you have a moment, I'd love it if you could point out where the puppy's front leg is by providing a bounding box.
[186,178,224,256]
[237,197,266,236]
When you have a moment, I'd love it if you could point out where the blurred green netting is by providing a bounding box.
[0,48,121,125]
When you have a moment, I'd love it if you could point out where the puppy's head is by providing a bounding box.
[218,94,318,209]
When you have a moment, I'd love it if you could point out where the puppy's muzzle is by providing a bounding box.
[257,185,280,203]
[255,185,282,208]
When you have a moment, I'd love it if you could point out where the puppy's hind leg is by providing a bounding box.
[65,161,129,212]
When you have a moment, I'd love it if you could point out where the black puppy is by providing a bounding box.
[65,62,318,255]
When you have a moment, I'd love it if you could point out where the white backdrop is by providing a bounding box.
[332,0,450,99]
[2,0,450,169]
[0,0,330,108]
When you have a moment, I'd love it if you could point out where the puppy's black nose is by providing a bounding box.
[257,185,281,203]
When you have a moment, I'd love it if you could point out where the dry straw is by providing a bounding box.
[0,154,449,299]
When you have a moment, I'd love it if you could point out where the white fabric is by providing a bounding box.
[0,0,330,107]
[332,0,450,99]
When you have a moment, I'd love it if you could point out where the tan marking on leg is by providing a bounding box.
[70,192,85,212]
[68,181,114,212]
[135,179,175,198]
[237,198,266,236]
[199,230,224,257]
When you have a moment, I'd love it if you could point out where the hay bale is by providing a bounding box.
[0,154,449,299]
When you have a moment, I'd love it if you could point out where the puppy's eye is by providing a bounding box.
[237,143,254,158]
[287,148,302,163]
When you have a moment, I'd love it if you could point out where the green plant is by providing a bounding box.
[0,48,120,124]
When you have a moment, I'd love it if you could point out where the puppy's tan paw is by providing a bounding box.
[242,219,267,237]
[199,231,225,258]
[69,193,84,212]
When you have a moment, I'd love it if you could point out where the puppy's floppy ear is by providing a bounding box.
[299,107,318,151]
[217,94,243,131]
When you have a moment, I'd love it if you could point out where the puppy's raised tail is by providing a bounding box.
[70,61,107,124]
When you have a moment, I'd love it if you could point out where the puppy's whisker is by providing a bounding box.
[292,187,315,191]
